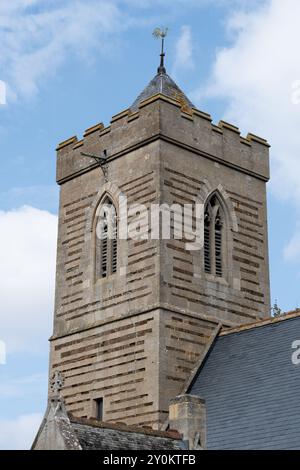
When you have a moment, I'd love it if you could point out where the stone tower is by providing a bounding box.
[49,53,270,429]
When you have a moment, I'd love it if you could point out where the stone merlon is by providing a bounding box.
[56,93,270,185]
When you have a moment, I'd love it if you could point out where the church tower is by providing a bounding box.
[49,39,270,429]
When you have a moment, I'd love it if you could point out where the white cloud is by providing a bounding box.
[0,185,58,213]
[0,0,125,101]
[0,0,207,102]
[0,206,57,353]
[284,229,300,263]
[192,0,300,261]
[0,0,257,103]
[0,413,43,450]
[0,80,6,105]
[173,25,194,75]
[0,340,5,365]
[0,373,47,398]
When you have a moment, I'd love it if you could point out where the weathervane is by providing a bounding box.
[153,27,169,74]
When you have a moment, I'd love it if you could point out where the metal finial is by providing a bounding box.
[153,27,168,74]
[50,371,64,397]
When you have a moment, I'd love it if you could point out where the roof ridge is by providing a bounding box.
[220,309,300,336]
[69,415,181,440]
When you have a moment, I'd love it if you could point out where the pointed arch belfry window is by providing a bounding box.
[96,197,118,279]
[204,194,225,278]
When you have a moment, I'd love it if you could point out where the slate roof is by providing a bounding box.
[189,313,300,450]
[130,71,194,112]
[70,417,184,450]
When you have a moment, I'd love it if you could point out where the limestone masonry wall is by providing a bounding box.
[50,94,270,427]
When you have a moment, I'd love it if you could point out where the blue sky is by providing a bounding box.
[1,0,300,449]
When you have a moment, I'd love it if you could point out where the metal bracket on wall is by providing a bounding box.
[80,150,109,182]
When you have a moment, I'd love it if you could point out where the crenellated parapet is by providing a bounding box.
[56,93,270,185]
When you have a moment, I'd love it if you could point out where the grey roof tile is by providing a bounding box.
[70,418,183,450]
[130,71,194,111]
[189,315,300,450]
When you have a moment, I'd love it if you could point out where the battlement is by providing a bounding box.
[56,93,270,184]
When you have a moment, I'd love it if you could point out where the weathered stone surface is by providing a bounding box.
[169,394,206,450]
[32,397,183,450]
[49,74,270,428]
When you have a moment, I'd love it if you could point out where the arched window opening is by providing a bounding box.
[96,197,118,279]
[204,194,225,278]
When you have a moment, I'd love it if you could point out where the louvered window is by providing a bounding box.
[215,212,222,277]
[112,223,118,274]
[204,212,211,273]
[204,195,224,278]
[96,197,118,279]
[101,220,108,277]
